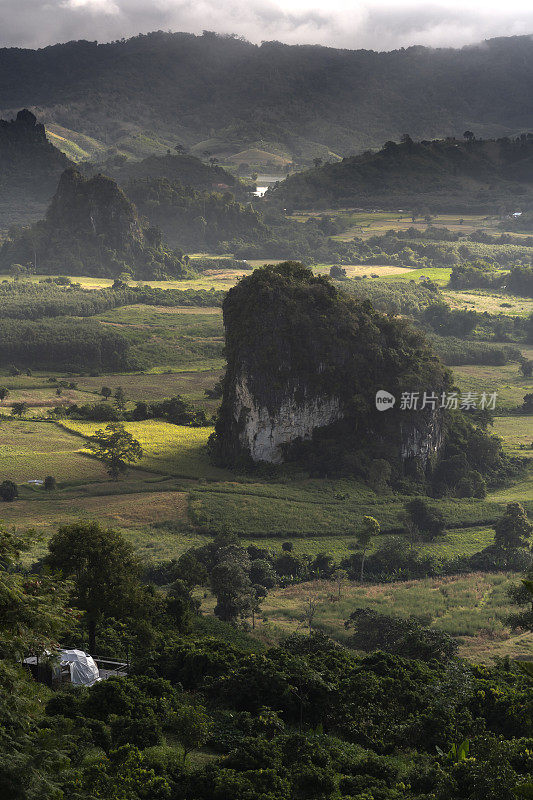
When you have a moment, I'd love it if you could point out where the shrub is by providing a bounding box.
[345,608,458,661]
[111,714,163,749]
[0,480,18,502]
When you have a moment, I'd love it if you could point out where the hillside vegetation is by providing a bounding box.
[269,136,533,212]
[3,32,533,162]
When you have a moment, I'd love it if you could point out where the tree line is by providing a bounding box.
[2,516,533,798]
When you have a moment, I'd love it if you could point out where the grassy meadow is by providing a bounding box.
[94,304,225,371]
[452,362,533,411]
[291,210,533,241]
[443,289,533,317]
[0,419,107,484]
[253,573,533,664]
[75,369,224,410]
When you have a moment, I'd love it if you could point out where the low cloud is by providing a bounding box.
[2,0,533,51]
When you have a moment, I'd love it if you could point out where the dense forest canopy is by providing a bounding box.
[126,177,265,249]
[268,135,533,212]
[107,152,244,195]
[3,32,533,161]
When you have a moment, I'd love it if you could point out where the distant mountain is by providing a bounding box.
[106,152,245,196]
[3,32,533,165]
[0,109,72,229]
[0,168,185,279]
[268,136,533,212]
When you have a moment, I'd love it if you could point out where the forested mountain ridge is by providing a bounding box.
[3,32,533,161]
[269,135,533,212]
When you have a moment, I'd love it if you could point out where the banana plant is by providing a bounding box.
[436,739,470,763]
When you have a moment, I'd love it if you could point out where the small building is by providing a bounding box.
[24,648,101,687]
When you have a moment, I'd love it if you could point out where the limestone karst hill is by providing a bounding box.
[0,168,185,280]
[211,261,450,475]
[0,108,72,229]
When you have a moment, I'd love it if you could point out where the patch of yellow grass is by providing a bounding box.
[58,420,230,480]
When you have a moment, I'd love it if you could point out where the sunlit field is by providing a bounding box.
[59,419,229,480]
[452,364,533,410]
[0,419,107,484]
[443,289,533,317]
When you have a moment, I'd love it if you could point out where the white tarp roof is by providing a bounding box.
[59,649,100,686]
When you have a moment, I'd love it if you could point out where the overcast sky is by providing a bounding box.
[2,0,533,51]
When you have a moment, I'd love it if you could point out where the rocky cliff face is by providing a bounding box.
[212,262,450,473]
[233,373,342,463]
[400,413,445,466]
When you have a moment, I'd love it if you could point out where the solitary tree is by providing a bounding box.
[165,579,198,633]
[88,423,143,480]
[507,569,533,630]
[522,393,533,412]
[9,263,27,280]
[114,387,126,413]
[210,557,252,623]
[333,568,348,599]
[405,499,445,540]
[250,583,267,628]
[175,550,208,590]
[44,476,57,492]
[46,522,141,652]
[520,360,533,378]
[0,388,9,402]
[249,558,277,589]
[494,502,533,550]
[101,386,112,400]
[356,516,380,581]
[11,402,28,417]
[168,704,212,764]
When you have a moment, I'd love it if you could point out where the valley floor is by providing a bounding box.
[0,251,531,665]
